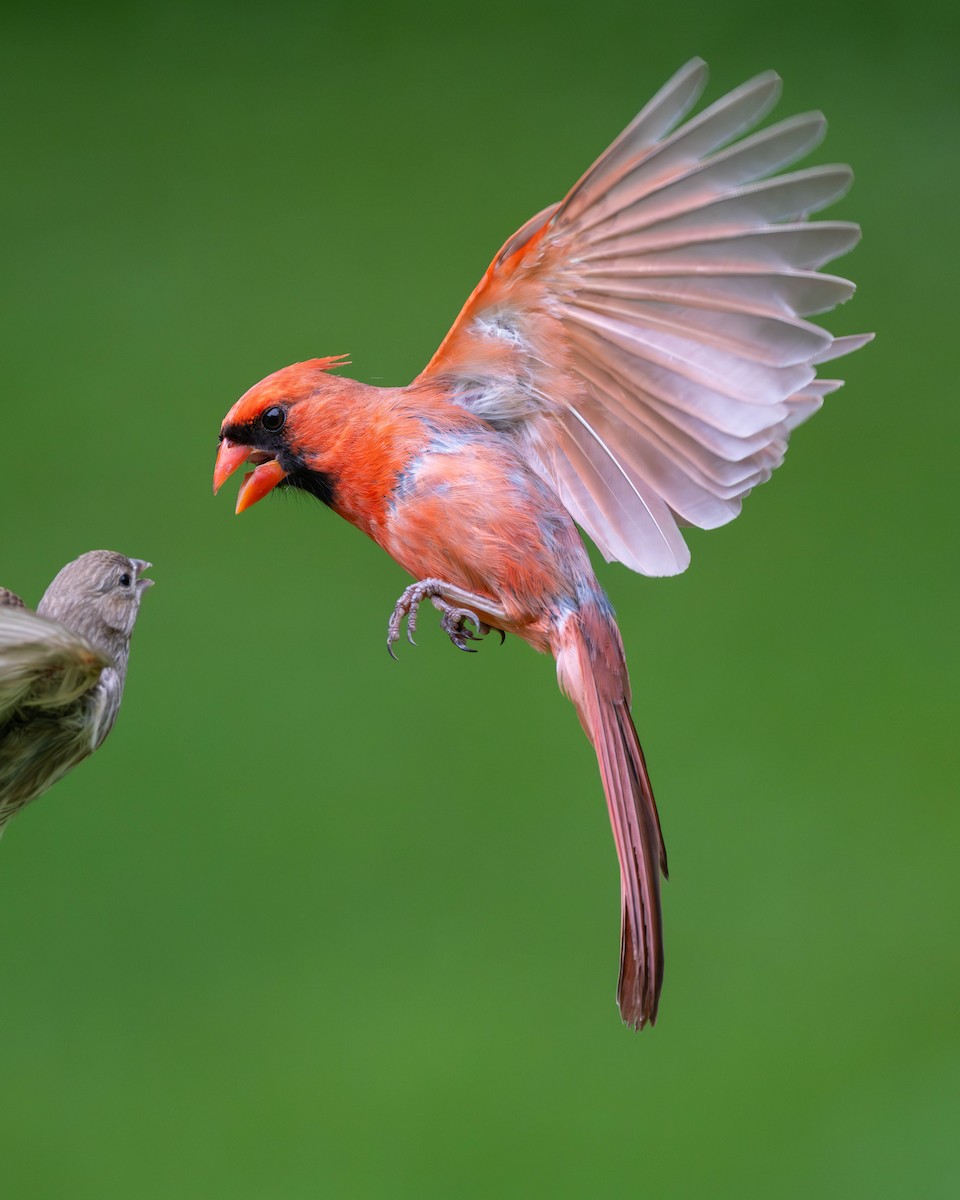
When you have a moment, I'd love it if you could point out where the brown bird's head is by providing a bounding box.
[37,551,153,658]
[213,356,352,513]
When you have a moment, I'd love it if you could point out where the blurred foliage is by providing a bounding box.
[0,1,956,1197]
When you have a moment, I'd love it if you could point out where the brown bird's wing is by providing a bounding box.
[0,605,108,726]
[417,58,871,577]
[0,587,25,608]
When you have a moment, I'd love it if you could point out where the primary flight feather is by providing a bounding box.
[213,59,870,1028]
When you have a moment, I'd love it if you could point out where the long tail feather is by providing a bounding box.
[554,600,666,1028]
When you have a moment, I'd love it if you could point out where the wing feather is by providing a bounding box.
[558,405,691,574]
[577,221,863,270]
[574,267,856,320]
[0,606,107,726]
[417,60,872,575]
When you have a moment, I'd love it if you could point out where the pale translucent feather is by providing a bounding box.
[567,110,829,241]
[578,222,862,270]
[575,267,856,320]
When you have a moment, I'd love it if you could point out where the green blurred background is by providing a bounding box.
[1,1,955,1196]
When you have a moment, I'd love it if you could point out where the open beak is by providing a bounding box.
[214,438,288,514]
[133,560,154,591]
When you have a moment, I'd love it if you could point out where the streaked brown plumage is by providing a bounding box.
[0,551,152,836]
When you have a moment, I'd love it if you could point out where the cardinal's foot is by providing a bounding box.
[386,579,503,657]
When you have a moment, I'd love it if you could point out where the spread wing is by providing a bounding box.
[416,58,872,576]
[0,605,108,726]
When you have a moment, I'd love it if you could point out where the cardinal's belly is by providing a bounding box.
[378,439,599,645]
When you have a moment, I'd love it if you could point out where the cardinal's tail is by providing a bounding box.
[553,595,667,1029]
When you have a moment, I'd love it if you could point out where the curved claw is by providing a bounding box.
[387,583,429,657]
[448,626,478,653]
[439,605,487,652]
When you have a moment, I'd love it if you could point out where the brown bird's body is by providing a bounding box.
[214,60,870,1027]
[0,551,152,835]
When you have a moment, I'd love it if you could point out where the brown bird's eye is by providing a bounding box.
[261,406,285,432]
[119,572,131,587]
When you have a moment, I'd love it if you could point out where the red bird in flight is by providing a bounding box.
[214,59,870,1028]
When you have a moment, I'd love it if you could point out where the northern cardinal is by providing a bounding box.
[214,60,870,1027]
[0,552,152,836]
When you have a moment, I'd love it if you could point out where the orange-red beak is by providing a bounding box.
[214,438,288,514]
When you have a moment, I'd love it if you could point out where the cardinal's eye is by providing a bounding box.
[119,572,131,588]
[261,406,285,432]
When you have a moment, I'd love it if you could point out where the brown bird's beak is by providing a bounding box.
[133,560,154,591]
[214,439,288,514]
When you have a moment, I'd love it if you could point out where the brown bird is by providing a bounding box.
[0,551,153,836]
[214,60,870,1026]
